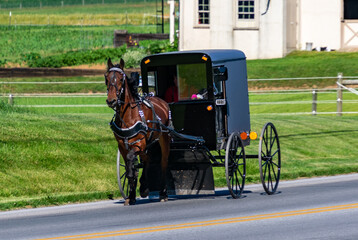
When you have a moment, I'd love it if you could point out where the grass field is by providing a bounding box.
[0,76,105,93]
[1,107,357,210]
[0,0,156,9]
[247,51,358,79]
[0,92,357,209]
[1,0,357,211]
[1,75,357,210]
[0,1,173,63]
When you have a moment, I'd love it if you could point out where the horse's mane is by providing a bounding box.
[127,76,140,101]
[110,64,140,101]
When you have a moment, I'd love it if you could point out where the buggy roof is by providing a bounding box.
[148,49,246,65]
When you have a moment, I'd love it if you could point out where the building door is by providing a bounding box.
[286,0,298,52]
[341,0,358,49]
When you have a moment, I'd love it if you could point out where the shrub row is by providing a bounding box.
[22,46,126,68]
[22,39,178,68]
[0,59,7,67]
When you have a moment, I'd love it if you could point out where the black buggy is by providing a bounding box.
[117,49,281,199]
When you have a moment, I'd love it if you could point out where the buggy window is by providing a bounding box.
[145,63,208,102]
[177,63,208,101]
[213,66,224,95]
[147,71,157,95]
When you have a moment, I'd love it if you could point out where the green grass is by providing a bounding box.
[0,0,157,10]
[249,91,358,113]
[1,93,358,210]
[0,109,119,209]
[0,76,105,93]
[0,1,161,16]
[248,51,358,79]
[0,25,160,63]
[0,1,175,63]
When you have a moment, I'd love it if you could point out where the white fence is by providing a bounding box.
[1,74,358,115]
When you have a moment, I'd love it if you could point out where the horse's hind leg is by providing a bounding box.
[158,133,170,202]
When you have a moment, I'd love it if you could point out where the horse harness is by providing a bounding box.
[106,67,168,151]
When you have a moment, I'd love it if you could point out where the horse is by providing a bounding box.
[105,58,171,205]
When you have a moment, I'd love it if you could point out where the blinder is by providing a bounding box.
[106,67,127,107]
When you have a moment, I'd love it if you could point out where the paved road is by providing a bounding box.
[1,174,358,240]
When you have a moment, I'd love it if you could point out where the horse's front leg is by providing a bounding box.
[159,133,170,202]
[124,149,138,206]
[139,154,150,198]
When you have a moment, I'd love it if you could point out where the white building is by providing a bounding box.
[178,0,358,59]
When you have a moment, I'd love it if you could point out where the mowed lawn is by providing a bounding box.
[1,51,358,209]
[1,100,357,210]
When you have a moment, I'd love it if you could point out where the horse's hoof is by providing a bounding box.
[140,188,150,198]
[124,199,136,206]
[124,199,130,206]
[160,197,168,202]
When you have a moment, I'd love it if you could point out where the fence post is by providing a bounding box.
[312,89,317,115]
[337,72,343,116]
[8,94,13,106]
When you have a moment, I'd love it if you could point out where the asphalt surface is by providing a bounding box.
[1,174,358,240]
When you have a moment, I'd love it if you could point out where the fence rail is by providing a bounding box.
[1,73,358,115]
[0,0,156,9]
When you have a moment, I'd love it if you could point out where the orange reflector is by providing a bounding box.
[206,105,213,111]
[240,132,248,140]
[144,59,150,64]
[202,56,208,61]
[249,131,258,140]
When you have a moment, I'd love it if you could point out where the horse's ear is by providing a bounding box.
[119,58,125,70]
[107,58,114,69]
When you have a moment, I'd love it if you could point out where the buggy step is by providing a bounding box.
[169,130,205,144]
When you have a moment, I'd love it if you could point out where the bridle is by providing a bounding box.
[105,67,126,108]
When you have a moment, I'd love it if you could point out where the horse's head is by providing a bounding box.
[105,58,126,109]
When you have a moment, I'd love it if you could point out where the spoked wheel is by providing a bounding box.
[225,132,246,199]
[259,122,281,195]
[116,149,129,199]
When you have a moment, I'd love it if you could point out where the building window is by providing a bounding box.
[238,0,255,19]
[235,0,259,29]
[198,0,210,25]
[344,0,358,19]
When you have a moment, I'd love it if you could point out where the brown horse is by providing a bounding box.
[105,58,171,205]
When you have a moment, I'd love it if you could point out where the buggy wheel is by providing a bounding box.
[225,132,246,199]
[259,122,281,195]
[116,149,129,199]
